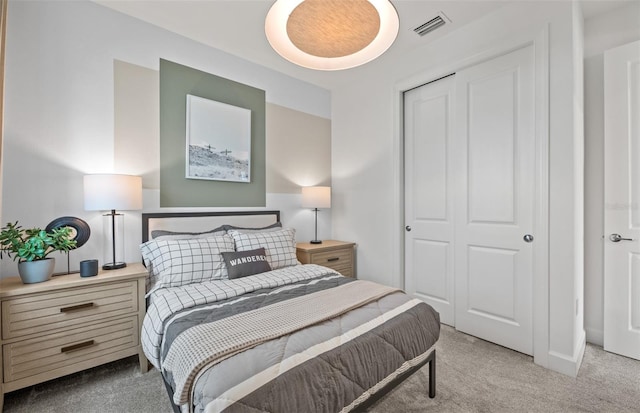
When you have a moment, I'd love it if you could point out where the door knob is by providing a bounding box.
[405,226,412,232]
[523,234,534,243]
[609,233,633,242]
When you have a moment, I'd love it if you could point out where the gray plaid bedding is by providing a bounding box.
[142,264,339,369]
[142,264,440,413]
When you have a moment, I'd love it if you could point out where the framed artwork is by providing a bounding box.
[185,94,252,182]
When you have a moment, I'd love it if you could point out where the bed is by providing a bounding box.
[139,211,440,413]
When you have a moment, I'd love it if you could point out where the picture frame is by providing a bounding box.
[185,94,252,183]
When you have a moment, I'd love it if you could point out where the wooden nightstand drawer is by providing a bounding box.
[2,316,139,387]
[2,280,138,341]
[309,249,353,274]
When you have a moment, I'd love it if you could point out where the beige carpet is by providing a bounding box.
[4,325,640,412]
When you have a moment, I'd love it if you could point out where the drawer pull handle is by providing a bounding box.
[60,302,95,313]
[61,340,95,353]
[327,257,340,262]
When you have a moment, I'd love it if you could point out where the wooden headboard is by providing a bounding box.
[141,210,281,242]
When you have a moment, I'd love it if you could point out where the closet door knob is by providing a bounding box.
[405,226,412,232]
[523,234,534,243]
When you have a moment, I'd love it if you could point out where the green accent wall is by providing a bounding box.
[159,59,266,207]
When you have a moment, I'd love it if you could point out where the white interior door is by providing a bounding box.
[604,40,640,360]
[453,45,535,355]
[404,75,456,325]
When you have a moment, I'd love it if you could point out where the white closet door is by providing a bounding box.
[404,75,456,325]
[454,45,535,355]
[604,40,640,360]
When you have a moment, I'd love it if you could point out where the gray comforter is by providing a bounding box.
[154,267,440,413]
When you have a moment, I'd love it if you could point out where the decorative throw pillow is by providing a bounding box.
[150,226,226,240]
[227,228,298,270]
[222,248,272,279]
[221,222,282,234]
[139,235,235,293]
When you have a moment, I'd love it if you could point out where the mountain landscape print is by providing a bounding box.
[185,94,251,183]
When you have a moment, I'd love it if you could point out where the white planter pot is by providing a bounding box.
[18,258,55,284]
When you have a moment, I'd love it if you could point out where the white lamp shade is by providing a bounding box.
[302,186,331,209]
[84,174,143,211]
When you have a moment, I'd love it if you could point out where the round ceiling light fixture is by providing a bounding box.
[265,0,399,71]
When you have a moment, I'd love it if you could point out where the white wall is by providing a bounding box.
[583,2,640,346]
[331,1,584,376]
[1,0,331,277]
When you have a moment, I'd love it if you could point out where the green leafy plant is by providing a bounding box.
[0,221,77,262]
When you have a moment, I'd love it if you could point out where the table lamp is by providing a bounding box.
[84,174,142,270]
[301,186,331,244]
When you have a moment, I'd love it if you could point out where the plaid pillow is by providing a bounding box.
[140,235,235,293]
[227,228,298,270]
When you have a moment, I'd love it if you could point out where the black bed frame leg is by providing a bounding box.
[428,349,436,398]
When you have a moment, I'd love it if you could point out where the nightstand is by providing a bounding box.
[0,263,148,411]
[296,240,356,277]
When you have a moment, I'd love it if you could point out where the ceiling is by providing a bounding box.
[93,0,636,90]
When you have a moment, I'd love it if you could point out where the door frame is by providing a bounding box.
[392,26,550,367]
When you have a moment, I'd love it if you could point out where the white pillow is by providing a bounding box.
[227,228,298,270]
[140,235,235,293]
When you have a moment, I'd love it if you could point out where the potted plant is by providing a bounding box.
[0,221,77,283]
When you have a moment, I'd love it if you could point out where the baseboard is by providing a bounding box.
[585,327,604,347]
[547,329,586,377]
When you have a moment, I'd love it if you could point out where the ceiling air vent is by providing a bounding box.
[413,13,449,37]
